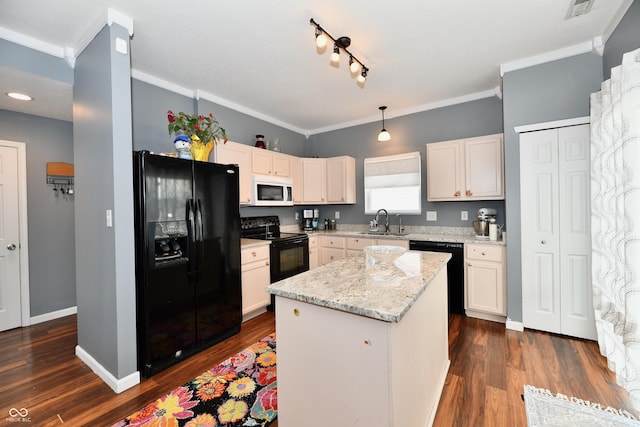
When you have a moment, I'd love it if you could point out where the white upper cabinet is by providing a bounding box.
[215,141,253,205]
[426,134,504,201]
[252,149,291,177]
[301,158,327,204]
[326,156,356,204]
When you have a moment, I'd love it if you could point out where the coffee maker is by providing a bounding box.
[302,209,314,231]
[473,208,497,239]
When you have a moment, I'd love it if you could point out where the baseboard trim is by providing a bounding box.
[30,306,77,325]
[506,319,524,332]
[75,345,140,394]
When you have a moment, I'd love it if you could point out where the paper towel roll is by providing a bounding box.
[489,223,498,241]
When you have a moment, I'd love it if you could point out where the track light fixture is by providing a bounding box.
[377,106,391,142]
[310,18,369,85]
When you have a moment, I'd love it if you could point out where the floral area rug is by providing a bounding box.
[112,334,277,427]
[524,385,640,426]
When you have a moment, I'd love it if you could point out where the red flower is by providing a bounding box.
[167,110,175,123]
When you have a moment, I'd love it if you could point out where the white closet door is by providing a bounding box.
[520,124,595,340]
[557,125,595,340]
[521,129,561,334]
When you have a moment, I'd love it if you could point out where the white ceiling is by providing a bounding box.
[0,0,632,134]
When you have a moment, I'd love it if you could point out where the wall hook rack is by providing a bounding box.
[46,162,75,194]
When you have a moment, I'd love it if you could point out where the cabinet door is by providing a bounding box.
[302,158,326,204]
[327,156,356,204]
[426,141,463,200]
[466,259,505,315]
[321,247,346,265]
[291,157,303,204]
[216,141,252,204]
[465,134,504,199]
[309,239,320,270]
[241,260,271,315]
[252,149,272,175]
[272,152,291,177]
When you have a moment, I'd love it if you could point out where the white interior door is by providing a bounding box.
[557,125,595,340]
[520,129,562,334]
[0,144,23,331]
[520,124,596,340]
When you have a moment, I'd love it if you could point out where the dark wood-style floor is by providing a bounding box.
[0,312,635,426]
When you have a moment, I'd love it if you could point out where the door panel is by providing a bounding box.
[0,145,21,331]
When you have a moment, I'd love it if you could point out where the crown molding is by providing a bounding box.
[0,25,65,58]
[307,88,499,136]
[195,90,307,136]
[132,69,195,98]
[500,38,605,76]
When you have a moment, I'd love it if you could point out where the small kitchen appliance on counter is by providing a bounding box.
[473,208,497,239]
[302,209,314,231]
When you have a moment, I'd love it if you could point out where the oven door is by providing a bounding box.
[270,237,309,283]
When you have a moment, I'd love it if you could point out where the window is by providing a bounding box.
[364,151,421,215]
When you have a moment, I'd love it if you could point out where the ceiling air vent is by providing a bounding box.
[566,0,594,19]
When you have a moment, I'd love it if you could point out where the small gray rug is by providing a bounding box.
[524,385,640,426]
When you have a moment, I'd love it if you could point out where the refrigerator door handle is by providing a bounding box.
[187,199,196,241]
[195,199,204,243]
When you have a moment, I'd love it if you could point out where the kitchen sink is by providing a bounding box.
[359,231,409,237]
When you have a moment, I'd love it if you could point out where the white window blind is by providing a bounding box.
[364,151,421,215]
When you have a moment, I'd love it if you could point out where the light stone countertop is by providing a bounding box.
[284,224,506,245]
[266,250,451,323]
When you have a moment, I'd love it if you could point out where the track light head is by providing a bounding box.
[315,28,328,49]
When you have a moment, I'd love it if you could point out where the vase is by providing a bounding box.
[190,137,214,161]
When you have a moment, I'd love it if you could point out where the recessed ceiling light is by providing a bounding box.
[6,92,33,101]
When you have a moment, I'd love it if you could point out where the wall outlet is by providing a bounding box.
[426,211,437,221]
[461,211,468,221]
[335,211,340,219]
[295,212,299,220]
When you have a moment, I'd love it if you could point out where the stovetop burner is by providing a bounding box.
[240,216,308,244]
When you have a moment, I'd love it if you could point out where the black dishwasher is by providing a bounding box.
[409,240,464,315]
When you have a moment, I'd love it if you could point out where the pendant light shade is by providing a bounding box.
[377,106,391,142]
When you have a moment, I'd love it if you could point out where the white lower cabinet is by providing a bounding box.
[308,235,320,270]
[319,236,346,265]
[241,243,271,320]
[464,243,506,322]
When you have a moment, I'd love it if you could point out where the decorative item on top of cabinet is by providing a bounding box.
[215,141,253,205]
[464,243,506,322]
[327,156,356,204]
[426,133,504,201]
[241,243,271,321]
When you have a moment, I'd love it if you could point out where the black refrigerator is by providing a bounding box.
[133,151,242,377]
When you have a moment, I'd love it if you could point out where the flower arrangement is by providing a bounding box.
[167,110,228,145]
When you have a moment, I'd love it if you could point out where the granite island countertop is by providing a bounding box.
[266,250,451,323]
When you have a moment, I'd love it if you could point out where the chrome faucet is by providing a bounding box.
[375,209,390,233]
[397,214,404,234]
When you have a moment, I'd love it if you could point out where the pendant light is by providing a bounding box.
[377,106,391,142]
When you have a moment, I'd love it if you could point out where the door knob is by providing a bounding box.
[7,243,17,250]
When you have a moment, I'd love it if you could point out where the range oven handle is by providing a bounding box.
[271,237,308,248]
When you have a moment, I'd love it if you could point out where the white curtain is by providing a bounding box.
[590,47,640,411]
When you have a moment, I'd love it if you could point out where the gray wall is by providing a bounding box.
[0,109,75,316]
[74,24,137,378]
[502,52,603,323]
[603,0,640,79]
[308,97,505,228]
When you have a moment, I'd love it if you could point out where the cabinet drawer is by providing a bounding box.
[466,244,504,262]
[346,237,376,250]
[320,235,345,249]
[241,245,270,265]
[308,235,319,248]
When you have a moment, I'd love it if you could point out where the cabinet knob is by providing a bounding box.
[265,261,269,266]
[251,251,257,257]
[466,190,473,196]
[481,252,486,256]
[454,191,461,197]
[541,240,546,244]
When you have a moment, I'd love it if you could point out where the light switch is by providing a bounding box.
[426,211,437,221]
[115,37,128,55]
[335,211,340,219]
[106,209,113,227]
[461,211,468,221]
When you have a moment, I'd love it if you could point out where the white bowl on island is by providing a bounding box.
[363,245,407,265]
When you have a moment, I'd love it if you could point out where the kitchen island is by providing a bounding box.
[267,249,451,427]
